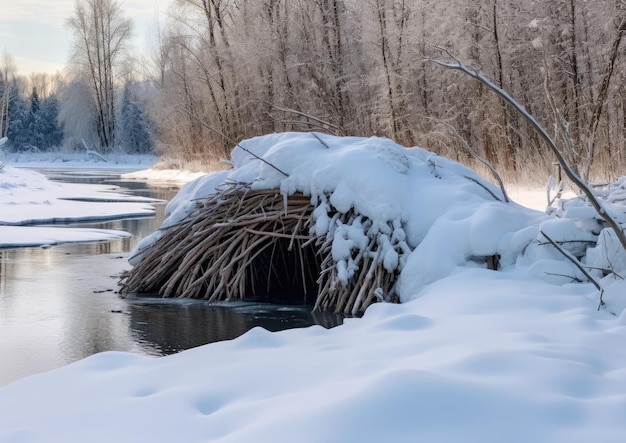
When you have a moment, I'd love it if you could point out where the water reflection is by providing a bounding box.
[0,245,135,386]
[0,170,346,387]
[127,300,345,356]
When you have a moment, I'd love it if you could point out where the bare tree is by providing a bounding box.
[582,11,626,178]
[0,50,17,139]
[66,0,133,151]
[27,73,54,100]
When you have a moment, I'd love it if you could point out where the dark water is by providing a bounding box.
[0,169,344,387]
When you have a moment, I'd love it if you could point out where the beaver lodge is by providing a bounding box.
[120,132,535,314]
[120,183,399,314]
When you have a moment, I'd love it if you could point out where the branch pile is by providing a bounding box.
[119,182,403,314]
[120,132,533,314]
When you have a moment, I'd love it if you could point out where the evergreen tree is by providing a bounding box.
[6,87,64,151]
[38,95,63,149]
[26,88,42,149]
[6,87,30,151]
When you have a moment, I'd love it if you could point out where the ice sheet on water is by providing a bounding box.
[0,165,155,248]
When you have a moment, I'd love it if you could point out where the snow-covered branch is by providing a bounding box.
[265,103,344,136]
[541,231,605,310]
[433,58,626,251]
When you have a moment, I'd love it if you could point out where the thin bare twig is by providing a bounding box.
[463,175,503,202]
[183,109,289,177]
[435,118,509,202]
[264,102,343,134]
[311,132,331,149]
[541,231,605,310]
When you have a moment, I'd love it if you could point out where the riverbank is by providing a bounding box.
[1,264,624,442]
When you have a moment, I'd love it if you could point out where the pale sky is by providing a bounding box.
[0,0,171,76]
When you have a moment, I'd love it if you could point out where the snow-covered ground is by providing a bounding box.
[2,272,624,443]
[7,150,209,184]
[6,151,158,170]
[1,133,625,442]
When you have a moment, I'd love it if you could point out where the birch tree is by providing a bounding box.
[0,51,17,139]
[66,0,133,151]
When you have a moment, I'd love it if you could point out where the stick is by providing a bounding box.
[264,102,343,134]
[541,230,605,310]
[311,132,331,149]
[183,109,289,177]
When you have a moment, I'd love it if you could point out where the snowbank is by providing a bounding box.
[6,152,158,169]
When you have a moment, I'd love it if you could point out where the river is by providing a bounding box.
[0,169,344,387]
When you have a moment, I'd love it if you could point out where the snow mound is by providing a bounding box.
[132,132,602,303]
